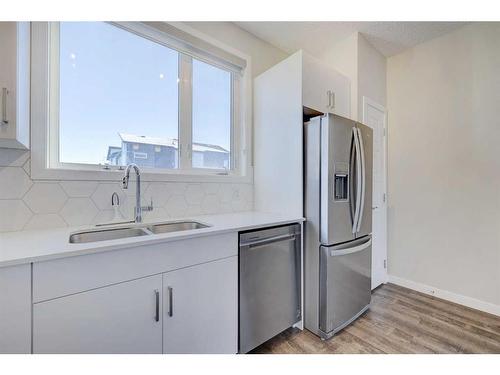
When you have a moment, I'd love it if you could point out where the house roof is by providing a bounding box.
[118,133,229,153]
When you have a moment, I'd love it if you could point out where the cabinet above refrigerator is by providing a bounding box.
[253,50,351,218]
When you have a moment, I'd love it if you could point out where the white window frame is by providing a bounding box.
[31,21,252,183]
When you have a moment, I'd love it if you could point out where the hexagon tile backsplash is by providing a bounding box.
[0,154,253,233]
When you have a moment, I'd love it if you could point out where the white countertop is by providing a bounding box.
[0,211,304,268]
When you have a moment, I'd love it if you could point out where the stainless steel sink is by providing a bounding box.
[69,220,211,243]
[69,227,150,244]
[147,221,210,234]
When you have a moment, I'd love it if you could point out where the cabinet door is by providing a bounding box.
[0,264,31,354]
[163,257,238,354]
[302,52,351,118]
[0,22,17,141]
[33,275,162,353]
[0,22,30,149]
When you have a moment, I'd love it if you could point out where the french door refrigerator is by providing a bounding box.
[304,113,372,339]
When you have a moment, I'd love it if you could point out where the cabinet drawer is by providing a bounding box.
[33,232,237,303]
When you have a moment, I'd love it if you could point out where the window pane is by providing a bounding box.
[192,59,231,169]
[59,22,179,169]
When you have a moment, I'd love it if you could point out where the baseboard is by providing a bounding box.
[387,275,500,317]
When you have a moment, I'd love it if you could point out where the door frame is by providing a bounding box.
[362,96,388,288]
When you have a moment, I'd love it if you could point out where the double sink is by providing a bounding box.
[69,221,210,244]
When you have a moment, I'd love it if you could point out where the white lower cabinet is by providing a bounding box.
[22,233,239,354]
[33,274,163,354]
[0,264,31,354]
[163,257,238,354]
[32,256,238,354]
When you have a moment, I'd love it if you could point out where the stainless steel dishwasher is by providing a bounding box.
[239,224,302,353]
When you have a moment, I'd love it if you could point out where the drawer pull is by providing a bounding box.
[168,287,173,317]
[1,88,8,125]
[154,289,160,322]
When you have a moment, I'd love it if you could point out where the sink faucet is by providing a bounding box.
[122,163,153,223]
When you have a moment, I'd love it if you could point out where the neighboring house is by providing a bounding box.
[106,133,229,170]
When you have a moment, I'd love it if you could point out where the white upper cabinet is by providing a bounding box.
[254,50,351,217]
[0,22,30,149]
[302,51,350,117]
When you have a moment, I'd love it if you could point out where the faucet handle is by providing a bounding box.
[142,198,154,212]
[111,192,120,206]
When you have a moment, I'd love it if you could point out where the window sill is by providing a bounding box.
[30,164,253,184]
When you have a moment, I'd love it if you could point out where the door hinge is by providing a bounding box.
[384,259,387,269]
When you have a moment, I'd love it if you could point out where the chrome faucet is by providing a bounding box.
[122,163,153,223]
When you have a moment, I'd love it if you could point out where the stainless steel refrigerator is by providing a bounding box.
[304,113,372,340]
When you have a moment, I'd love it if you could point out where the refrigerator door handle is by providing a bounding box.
[356,128,366,233]
[349,131,356,228]
[329,237,371,257]
[352,128,362,234]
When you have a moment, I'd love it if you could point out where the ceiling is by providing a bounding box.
[235,22,467,57]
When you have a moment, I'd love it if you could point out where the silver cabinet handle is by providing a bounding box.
[327,90,332,109]
[167,286,173,317]
[154,289,160,322]
[330,91,335,109]
[1,88,8,125]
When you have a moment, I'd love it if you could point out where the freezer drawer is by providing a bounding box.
[319,235,371,335]
[239,224,302,353]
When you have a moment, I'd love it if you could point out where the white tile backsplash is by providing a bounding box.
[60,181,99,198]
[0,166,33,199]
[24,213,67,230]
[185,184,205,205]
[60,198,99,226]
[23,182,68,214]
[0,200,32,231]
[0,149,30,167]
[0,151,253,232]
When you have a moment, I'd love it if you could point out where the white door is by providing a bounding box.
[33,274,163,353]
[363,97,388,290]
[163,257,238,354]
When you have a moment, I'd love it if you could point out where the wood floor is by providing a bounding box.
[251,283,500,354]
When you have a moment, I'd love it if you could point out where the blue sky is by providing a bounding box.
[59,22,231,166]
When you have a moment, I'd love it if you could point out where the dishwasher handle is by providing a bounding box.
[244,234,297,249]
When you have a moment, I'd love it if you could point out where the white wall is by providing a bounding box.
[185,22,288,78]
[357,34,386,120]
[0,22,287,233]
[387,23,500,310]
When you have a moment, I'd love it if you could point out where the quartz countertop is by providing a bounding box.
[0,211,304,268]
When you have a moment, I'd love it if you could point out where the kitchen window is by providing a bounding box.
[31,22,248,181]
